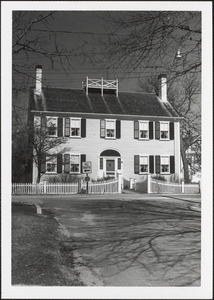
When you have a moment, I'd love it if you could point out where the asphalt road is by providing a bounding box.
[12,194,201,286]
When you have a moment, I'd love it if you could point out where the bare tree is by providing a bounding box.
[138,73,201,183]
[101,11,201,80]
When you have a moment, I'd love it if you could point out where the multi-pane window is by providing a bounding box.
[70,119,81,137]
[140,156,149,173]
[70,155,80,173]
[46,156,57,173]
[139,121,149,139]
[47,117,57,136]
[161,156,169,173]
[160,122,169,139]
[106,120,115,138]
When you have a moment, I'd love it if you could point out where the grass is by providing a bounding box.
[12,202,83,286]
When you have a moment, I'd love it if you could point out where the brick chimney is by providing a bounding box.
[35,65,42,95]
[158,74,167,102]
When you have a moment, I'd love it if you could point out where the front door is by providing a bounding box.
[106,160,115,176]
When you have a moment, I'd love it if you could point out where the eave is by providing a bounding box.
[31,110,183,121]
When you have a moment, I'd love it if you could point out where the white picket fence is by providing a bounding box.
[83,179,119,194]
[149,177,200,194]
[12,178,120,195]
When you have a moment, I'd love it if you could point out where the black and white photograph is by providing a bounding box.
[1,1,213,299]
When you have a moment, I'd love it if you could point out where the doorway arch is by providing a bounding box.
[99,149,122,178]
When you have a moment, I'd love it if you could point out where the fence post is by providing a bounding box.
[43,181,46,194]
[117,173,122,193]
[147,174,151,194]
[181,181,184,193]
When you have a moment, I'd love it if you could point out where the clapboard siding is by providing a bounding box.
[36,118,179,184]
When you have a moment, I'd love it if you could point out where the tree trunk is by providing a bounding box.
[180,141,191,183]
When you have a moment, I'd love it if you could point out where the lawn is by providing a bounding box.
[12,202,83,286]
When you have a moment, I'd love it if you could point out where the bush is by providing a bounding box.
[151,174,166,181]
[47,174,81,183]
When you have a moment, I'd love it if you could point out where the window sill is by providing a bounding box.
[45,172,57,174]
[160,139,170,141]
[104,137,117,140]
[138,138,150,141]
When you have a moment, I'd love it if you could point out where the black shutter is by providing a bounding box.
[81,119,86,138]
[116,120,121,139]
[81,154,86,173]
[41,154,46,173]
[155,122,160,139]
[58,118,63,137]
[134,121,139,139]
[57,153,62,173]
[100,119,106,138]
[149,156,154,174]
[64,154,70,173]
[170,122,174,140]
[41,116,46,135]
[155,155,160,174]
[149,122,153,139]
[170,156,175,174]
[64,118,70,137]
[134,155,139,174]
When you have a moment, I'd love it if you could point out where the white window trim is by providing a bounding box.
[46,156,57,174]
[139,120,149,140]
[139,155,149,174]
[105,119,116,139]
[69,153,81,174]
[46,116,58,137]
[160,121,170,141]
[70,117,81,138]
[160,155,170,174]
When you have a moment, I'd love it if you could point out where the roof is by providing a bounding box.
[29,87,180,118]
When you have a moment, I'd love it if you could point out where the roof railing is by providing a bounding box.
[83,77,118,97]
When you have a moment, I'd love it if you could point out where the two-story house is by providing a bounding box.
[28,65,182,186]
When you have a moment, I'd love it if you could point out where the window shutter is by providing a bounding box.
[100,158,103,170]
[149,156,154,174]
[41,154,46,173]
[155,122,160,139]
[100,119,106,138]
[58,118,63,137]
[64,154,70,173]
[170,122,174,140]
[134,155,139,174]
[170,156,175,174]
[81,119,86,138]
[134,121,139,139]
[57,153,62,173]
[149,122,153,139]
[155,156,160,174]
[116,120,121,139]
[41,116,46,135]
[81,154,86,173]
[118,157,121,170]
[64,118,70,137]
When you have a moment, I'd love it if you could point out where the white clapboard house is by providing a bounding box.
[28,66,182,186]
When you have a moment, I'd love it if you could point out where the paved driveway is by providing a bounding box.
[12,194,201,286]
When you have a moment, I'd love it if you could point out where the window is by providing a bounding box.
[106,120,115,138]
[100,120,121,139]
[46,156,57,173]
[160,122,169,139]
[139,121,149,139]
[161,156,169,173]
[70,155,80,173]
[140,156,149,173]
[70,119,81,137]
[47,117,57,136]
